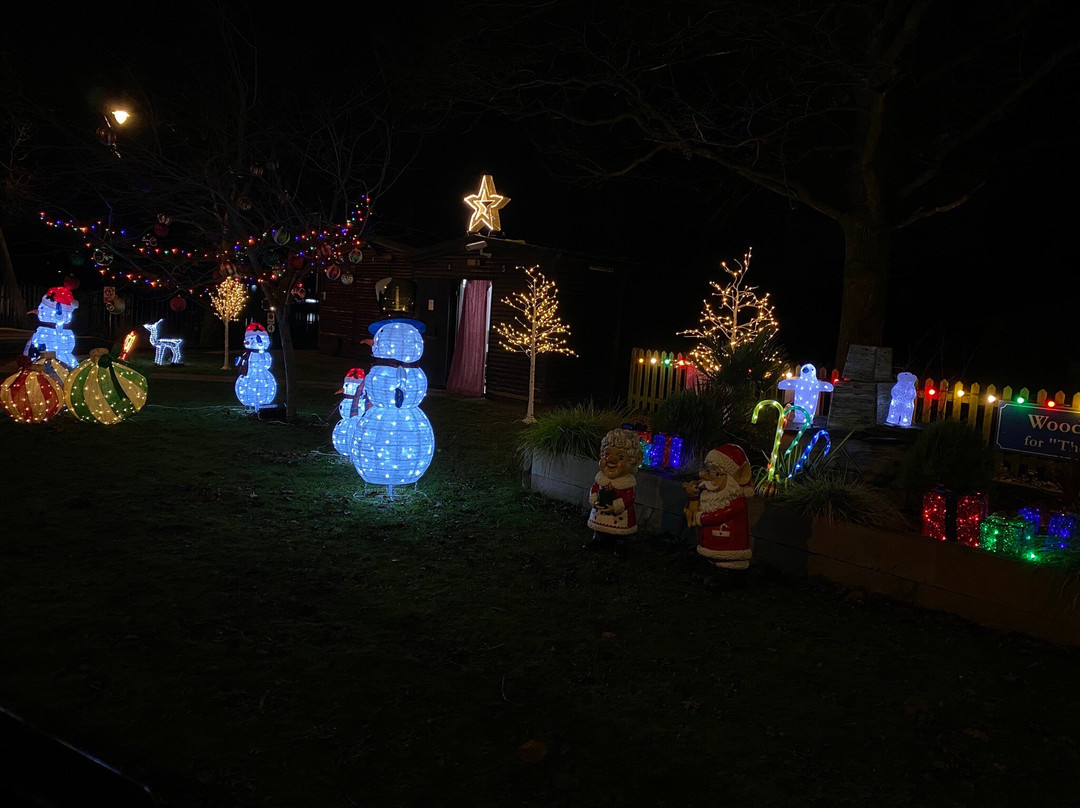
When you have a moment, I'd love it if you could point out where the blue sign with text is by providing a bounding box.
[995,402,1080,459]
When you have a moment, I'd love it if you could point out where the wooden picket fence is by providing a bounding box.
[628,348,1080,482]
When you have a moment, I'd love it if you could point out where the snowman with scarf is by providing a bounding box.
[25,286,80,368]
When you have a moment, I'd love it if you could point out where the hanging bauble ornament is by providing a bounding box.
[154,222,169,237]
[1,356,65,424]
[267,159,279,172]
[319,243,334,258]
[169,295,187,312]
[236,197,252,211]
[340,272,354,286]
[288,254,305,271]
[325,266,341,281]
[264,252,282,268]
[250,163,264,177]
[63,275,80,290]
[65,349,148,425]
[69,253,85,267]
[272,228,291,245]
[348,248,364,264]
[157,213,172,225]
[221,260,237,277]
[105,298,126,314]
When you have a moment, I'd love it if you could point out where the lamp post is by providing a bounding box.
[96,106,131,157]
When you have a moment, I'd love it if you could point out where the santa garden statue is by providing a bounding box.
[692,444,756,571]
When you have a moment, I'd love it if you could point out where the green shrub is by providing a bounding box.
[774,472,907,529]
[515,401,630,464]
[896,420,995,504]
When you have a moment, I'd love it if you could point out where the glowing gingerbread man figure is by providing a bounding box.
[777,363,833,427]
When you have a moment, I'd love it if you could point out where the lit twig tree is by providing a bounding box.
[678,248,780,374]
[209,276,249,370]
[494,265,577,424]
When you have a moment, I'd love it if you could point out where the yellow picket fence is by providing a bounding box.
[627,349,697,413]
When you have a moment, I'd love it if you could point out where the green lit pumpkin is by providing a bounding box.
[65,348,148,425]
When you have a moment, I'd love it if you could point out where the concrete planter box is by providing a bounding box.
[752,503,1080,646]
[524,452,691,537]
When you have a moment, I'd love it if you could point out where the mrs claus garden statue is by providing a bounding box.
[691,444,756,571]
[583,428,645,559]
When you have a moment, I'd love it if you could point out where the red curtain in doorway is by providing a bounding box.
[446,280,491,397]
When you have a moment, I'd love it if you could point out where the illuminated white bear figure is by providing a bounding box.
[885,372,918,427]
[234,323,277,411]
[349,319,434,497]
[25,286,80,368]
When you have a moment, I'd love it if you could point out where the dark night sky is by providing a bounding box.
[7,3,1078,391]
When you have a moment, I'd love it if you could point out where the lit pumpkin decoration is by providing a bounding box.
[1,356,65,423]
[65,348,148,425]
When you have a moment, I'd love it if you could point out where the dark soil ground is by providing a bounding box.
[2,348,1079,807]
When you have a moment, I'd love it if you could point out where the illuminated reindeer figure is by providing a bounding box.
[143,319,184,365]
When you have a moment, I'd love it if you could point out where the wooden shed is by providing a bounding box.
[317,235,650,407]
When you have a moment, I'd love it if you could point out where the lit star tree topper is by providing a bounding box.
[678,247,780,374]
[209,276,250,370]
[494,265,577,423]
[464,174,510,234]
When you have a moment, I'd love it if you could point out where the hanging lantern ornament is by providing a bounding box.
[325,266,341,281]
[272,228,291,246]
[69,252,85,267]
[348,248,364,264]
[288,253,305,271]
[63,275,80,290]
[340,272,354,286]
[65,348,148,425]
[1,356,65,424]
[169,295,187,312]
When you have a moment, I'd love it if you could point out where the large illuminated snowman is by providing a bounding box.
[349,319,434,498]
[25,287,80,368]
[234,322,277,411]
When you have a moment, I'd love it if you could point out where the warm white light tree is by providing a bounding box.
[495,265,577,423]
[678,247,780,373]
[209,276,249,370]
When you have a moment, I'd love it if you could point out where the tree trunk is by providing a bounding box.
[833,217,892,372]
[0,225,31,329]
[221,319,230,370]
[523,317,537,423]
[279,293,297,421]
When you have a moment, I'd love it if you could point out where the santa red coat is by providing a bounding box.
[697,496,752,570]
[588,473,637,535]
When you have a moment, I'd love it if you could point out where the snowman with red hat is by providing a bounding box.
[234,322,277,411]
[692,444,756,571]
[25,286,80,368]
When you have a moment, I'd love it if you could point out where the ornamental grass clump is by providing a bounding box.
[515,401,630,465]
[774,471,907,529]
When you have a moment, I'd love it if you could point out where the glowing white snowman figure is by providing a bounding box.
[332,367,367,456]
[234,323,277,411]
[349,319,435,498]
[25,287,80,368]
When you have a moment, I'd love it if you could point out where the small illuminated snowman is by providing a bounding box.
[25,286,80,368]
[234,323,277,411]
[332,367,367,456]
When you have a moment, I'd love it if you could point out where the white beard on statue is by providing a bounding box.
[699,475,742,515]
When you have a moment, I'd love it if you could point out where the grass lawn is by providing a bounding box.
[2,349,1080,807]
